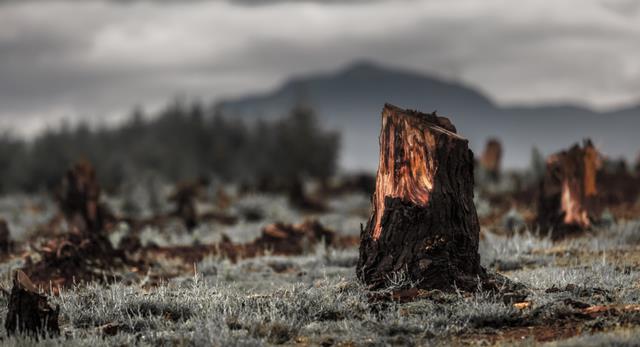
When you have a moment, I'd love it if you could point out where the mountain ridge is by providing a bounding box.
[219,60,640,170]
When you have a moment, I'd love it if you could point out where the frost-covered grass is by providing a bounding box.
[2,238,640,346]
[0,249,521,346]
[480,230,554,269]
[2,192,640,346]
[0,194,58,241]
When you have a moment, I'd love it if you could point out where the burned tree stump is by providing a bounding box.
[57,160,111,234]
[169,178,208,230]
[5,271,60,338]
[537,140,602,238]
[23,161,128,288]
[357,104,484,291]
[480,138,503,182]
[0,219,12,254]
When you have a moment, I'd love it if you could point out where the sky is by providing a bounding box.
[1,0,639,136]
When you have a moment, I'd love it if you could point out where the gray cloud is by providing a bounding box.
[601,0,640,17]
[0,0,639,136]
[0,0,385,5]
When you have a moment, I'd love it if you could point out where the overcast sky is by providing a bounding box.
[1,0,639,136]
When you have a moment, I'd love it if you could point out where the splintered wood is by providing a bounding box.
[357,104,485,291]
[537,140,602,238]
[480,138,503,181]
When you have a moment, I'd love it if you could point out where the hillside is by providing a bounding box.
[219,61,640,170]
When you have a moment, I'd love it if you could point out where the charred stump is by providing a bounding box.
[480,138,503,182]
[169,178,208,230]
[357,104,485,291]
[0,219,12,254]
[56,160,115,249]
[5,271,60,338]
[536,140,602,238]
[57,160,112,234]
[24,161,128,288]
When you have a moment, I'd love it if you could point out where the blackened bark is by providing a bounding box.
[480,138,503,182]
[0,219,12,254]
[24,161,128,288]
[169,179,205,230]
[536,140,602,239]
[57,160,111,234]
[5,271,59,338]
[357,104,484,291]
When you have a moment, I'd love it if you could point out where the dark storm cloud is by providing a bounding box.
[0,0,639,136]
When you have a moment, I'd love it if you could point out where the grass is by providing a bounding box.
[1,193,640,345]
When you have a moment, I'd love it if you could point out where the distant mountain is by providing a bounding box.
[219,61,640,171]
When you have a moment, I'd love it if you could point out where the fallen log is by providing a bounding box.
[5,271,59,338]
[536,140,602,239]
[357,104,485,291]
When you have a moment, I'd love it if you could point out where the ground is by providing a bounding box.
[1,191,640,346]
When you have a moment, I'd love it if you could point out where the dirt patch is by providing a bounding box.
[142,220,354,266]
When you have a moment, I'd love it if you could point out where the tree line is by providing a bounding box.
[0,102,340,193]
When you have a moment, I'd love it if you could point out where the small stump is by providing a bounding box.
[169,178,207,230]
[57,160,110,234]
[357,104,485,291]
[480,138,503,182]
[537,140,602,239]
[24,161,127,288]
[5,271,60,338]
[0,219,12,254]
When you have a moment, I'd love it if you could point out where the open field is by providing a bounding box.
[1,189,640,347]
[2,2,639,346]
